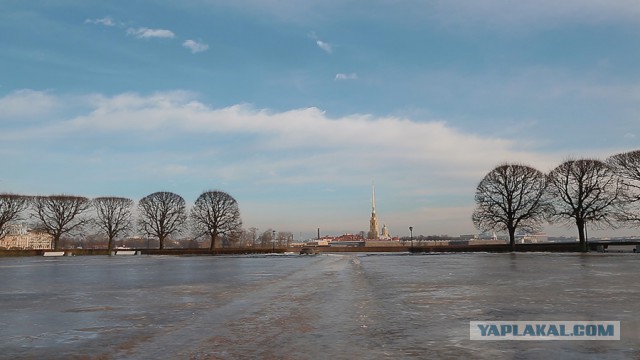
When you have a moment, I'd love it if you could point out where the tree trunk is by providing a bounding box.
[108,237,114,256]
[209,232,218,251]
[159,236,165,250]
[53,235,60,251]
[576,219,586,252]
[508,227,516,252]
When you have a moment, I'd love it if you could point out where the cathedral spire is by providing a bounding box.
[368,182,379,240]
[371,183,376,214]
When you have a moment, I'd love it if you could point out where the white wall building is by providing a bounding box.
[0,224,53,250]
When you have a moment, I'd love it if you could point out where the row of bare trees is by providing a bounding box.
[472,149,640,252]
[0,190,242,252]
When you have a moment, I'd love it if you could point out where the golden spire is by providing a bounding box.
[368,182,379,239]
[372,182,376,214]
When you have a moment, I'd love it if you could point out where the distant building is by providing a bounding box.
[334,233,365,242]
[331,233,366,247]
[517,233,548,244]
[0,224,53,250]
[381,224,391,239]
[306,239,330,246]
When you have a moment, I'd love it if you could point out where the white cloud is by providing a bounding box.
[316,40,332,53]
[0,89,58,120]
[85,17,116,27]
[126,27,176,39]
[308,32,332,53]
[0,90,559,180]
[182,40,209,53]
[335,73,357,81]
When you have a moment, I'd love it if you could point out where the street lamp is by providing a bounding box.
[409,226,413,251]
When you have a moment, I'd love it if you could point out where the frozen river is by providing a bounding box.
[1,253,639,359]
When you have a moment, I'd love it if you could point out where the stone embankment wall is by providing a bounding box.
[0,242,585,257]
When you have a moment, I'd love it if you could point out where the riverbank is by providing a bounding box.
[0,242,596,257]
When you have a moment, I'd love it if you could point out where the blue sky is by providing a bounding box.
[2,0,639,239]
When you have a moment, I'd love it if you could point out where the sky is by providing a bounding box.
[1,0,640,239]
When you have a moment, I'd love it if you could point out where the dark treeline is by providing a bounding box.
[473,149,640,252]
[0,190,251,252]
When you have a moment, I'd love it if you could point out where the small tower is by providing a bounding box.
[367,184,379,240]
[381,223,390,239]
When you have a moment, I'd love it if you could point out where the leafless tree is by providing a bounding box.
[248,227,258,247]
[191,190,242,251]
[607,149,640,226]
[235,228,255,248]
[94,197,134,254]
[277,231,293,247]
[138,191,187,250]
[0,194,30,239]
[547,159,622,252]
[258,229,274,248]
[222,229,243,248]
[472,163,551,251]
[32,195,92,250]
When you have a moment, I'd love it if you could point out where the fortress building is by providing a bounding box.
[381,224,390,239]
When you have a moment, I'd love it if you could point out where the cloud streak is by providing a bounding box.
[316,40,332,53]
[427,0,640,30]
[182,40,209,53]
[126,27,176,39]
[85,17,116,27]
[335,73,357,81]
[203,1,640,32]
[309,32,332,53]
[86,17,209,53]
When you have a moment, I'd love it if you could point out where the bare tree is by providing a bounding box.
[138,191,187,250]
[235,228,256,248]
[258,229,274,248]
[248,227,258,247]
[191,190,242,251]
[224,229,243,248]
[277,231,293,247]
[0,194,30,239]
[94,197,134,254]
[472,163,550,251]
[32,195,92,250]
[607,150,640,226]
[547,159,622,252]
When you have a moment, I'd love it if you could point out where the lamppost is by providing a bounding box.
[409,226,414,251]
